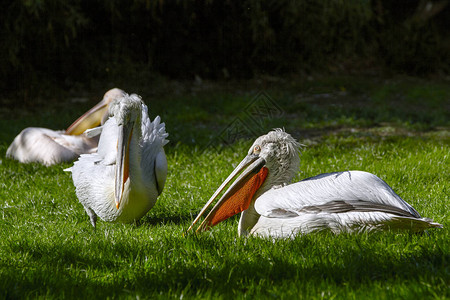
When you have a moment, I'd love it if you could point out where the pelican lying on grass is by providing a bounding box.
[6,88,125,166]
[66,93,168,227]
[189,129,442,238]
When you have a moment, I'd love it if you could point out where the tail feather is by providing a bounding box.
[383,216,443,232]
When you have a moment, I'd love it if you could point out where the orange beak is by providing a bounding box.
[188,155,268,232]
[115,123,133,209]
[65,88,124,135]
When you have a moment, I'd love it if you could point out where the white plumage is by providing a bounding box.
[6,88,125,166]
[66,93,169,227]
[189,129,442,238]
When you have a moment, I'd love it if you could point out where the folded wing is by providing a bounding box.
[252,171,441,237]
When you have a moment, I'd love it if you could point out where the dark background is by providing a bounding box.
[1,0,449,97]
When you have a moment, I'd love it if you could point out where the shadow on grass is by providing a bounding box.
[1,231,447,298]
[1,77,449,147]
[139,213,194,227]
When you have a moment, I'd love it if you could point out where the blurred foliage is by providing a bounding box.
[1,0,449,93]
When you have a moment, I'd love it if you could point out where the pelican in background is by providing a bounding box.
[189,129,442,238]
[6,88,125,166]
[66,93,168,227]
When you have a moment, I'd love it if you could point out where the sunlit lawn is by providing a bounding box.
[0,76,448,298]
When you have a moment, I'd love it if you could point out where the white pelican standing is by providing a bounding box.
[66,93,168,227]
[189,129,442,238]
[6,88,125,166]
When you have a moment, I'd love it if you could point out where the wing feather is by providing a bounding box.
[255,171,421,218]
[6,127,91,166]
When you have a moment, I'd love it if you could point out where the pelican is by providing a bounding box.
[6,88,125,166]
[66,93,168,227]
[189,129,442,238]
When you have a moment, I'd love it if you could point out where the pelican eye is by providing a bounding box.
[253,145,261,154]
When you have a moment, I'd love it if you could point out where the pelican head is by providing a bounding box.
[65,88,125,135]
[188,129,301,232]
[109,94,144,209]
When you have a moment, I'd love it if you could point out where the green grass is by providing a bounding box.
[0,76,449,299]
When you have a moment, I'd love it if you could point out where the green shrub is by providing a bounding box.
[1,0,448,93]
